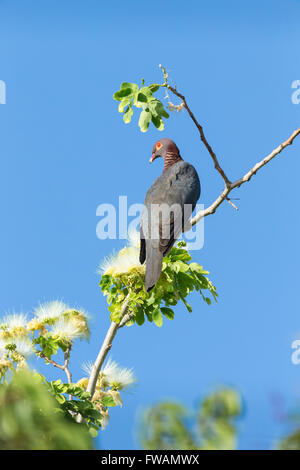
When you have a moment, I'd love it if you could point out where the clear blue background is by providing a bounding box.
[0,0,299,450]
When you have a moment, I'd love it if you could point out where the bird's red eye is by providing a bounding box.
[156,142,162,150]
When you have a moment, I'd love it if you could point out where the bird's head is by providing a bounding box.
[149,138,180,164]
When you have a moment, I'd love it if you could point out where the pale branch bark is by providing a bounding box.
[226,197,239,211]
[86,294,131,396]
[190,126,300,225]
[64,349,72,385]
[159,64,300,225]
[39,353,65,371]
[118,311,135,328]
[76,293,132,423]
[39,347,72,386]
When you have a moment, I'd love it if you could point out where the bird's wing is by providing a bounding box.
[141,162,201,256]
[139,222,146,264]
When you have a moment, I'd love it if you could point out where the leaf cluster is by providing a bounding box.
[46,379,107,437]
[100,241,218,327]
[113,81,169,132]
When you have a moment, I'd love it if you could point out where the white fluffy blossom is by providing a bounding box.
[50,317,83,342]
[102,358,136,390]
[127,228,141,249]
[0,336,33,360]
[1,313,28,330]
[99,230,143,277]
[81,360,94,377]
[81,358,136,390]
[34,300,69,322]
[12,338,33,358]
[0,338,7,357]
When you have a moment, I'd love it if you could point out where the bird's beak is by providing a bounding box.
[149,153,156,163]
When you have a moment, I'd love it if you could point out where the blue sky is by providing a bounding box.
[0,0,300,450]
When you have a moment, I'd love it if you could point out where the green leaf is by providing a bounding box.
[172,260,190,273]
[135,307,145,326]
[181,296,192,313]
[113,82,138,101]
[137,86,154,103]
[101,396,117,407]
[151,115,164,131]
[55,394,66,405]
[120,82,138,93]
[146,291,157,306]
[189,263,209,275]
[161,307,174,320]
[138,109,152,132]
[118,98,131,113]
[167,246,191,262]
[113,88,134,101]
[149,99,169,119]
[123,102,133,124]
[148,84,160,93]
[35,335,60,358]
[152,309,163,327]
[125,318,135,327]
[110,309,121,323]
[137,92,148,103]
[177,272,195,292]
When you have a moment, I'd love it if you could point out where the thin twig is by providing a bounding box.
[190,127,300,225]
[159,64,300,225]
[226,197,239,211]
[40,347,72,394]
[39,353,65,371]
[159,64,231,187]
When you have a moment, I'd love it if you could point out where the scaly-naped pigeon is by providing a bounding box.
[139,138,201,292]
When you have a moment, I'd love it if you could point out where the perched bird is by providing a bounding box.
[139,138,201,292]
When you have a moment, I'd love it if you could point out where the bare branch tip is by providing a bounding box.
[226,197,239,211]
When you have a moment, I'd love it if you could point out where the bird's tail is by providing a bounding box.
[145,244,163,292]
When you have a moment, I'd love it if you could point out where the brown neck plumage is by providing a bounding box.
[163,151,183,172]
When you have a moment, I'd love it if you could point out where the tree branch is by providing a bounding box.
[39,347,72,385]
[160,64,231,187]
[39,353,65,371]
[76,293,132,423]
[64,348,72,385]
[87,294,131,396]
[159,64,300,225]
[190,126,300,225]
